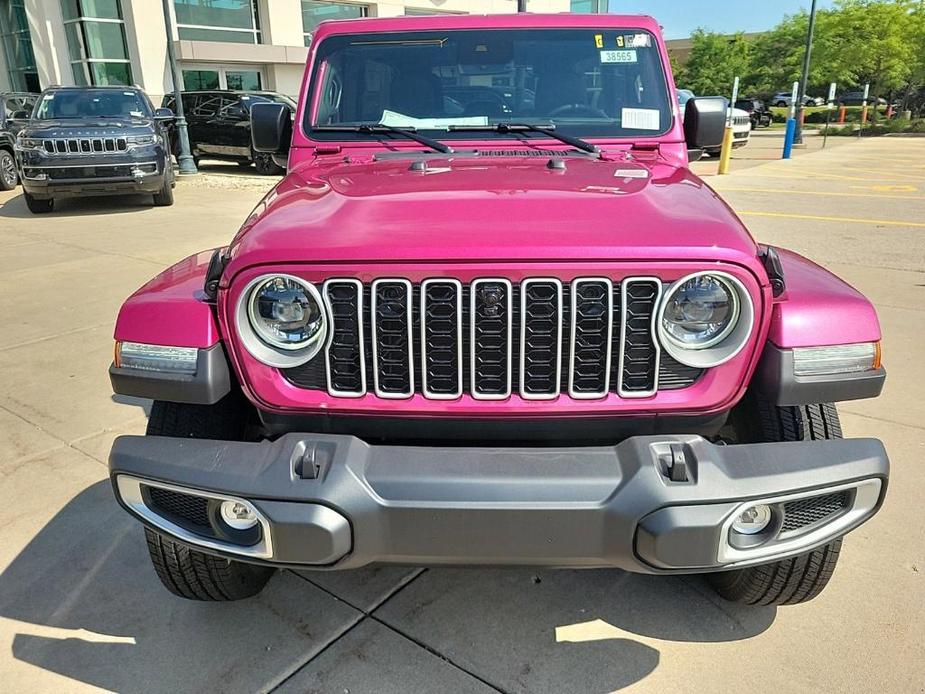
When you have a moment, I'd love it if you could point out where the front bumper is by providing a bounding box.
[17,146,168,198]
[109,433,888,573]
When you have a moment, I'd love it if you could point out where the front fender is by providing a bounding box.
[756,248,884,405]
[111,250,232,404]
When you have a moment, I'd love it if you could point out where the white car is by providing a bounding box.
[678,89,750,155]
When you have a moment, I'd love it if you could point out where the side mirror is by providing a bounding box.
[251,102,291,154]
[9,110,30,121]
[683,97,727,153]
[154,107,174,121]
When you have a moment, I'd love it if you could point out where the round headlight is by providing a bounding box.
[236,274,328,368]
[657,271,754,369]
[248,276,324,350]
[661,274,739,349]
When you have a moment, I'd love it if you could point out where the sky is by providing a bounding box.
[608,0,837,39]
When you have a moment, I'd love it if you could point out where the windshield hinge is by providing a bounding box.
[314,145,342,155]
[630,141,660,152]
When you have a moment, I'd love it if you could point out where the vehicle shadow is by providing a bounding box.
[0,483,776,693]
[0,192,157,219]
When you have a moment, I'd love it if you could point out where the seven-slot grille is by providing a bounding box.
[290,277,698,400]
[42,137,128,155]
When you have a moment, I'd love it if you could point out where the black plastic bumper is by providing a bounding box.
[109,432,888,573]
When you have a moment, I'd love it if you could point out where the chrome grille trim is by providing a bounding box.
[618,277,663,398]
[470,278,513,400]
[44,137,127,155]
[421,278,463,400]
[568,277,614,399]
[519,278,563,400]
[322,279,366,398]
[371,278,414,399]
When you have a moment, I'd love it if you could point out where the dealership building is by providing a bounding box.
[0,0,605,101]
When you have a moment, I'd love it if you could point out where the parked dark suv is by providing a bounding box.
[15,86,174,213]
[161,90,295,175]
[0,92,38,190]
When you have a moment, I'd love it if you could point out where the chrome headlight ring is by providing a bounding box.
[235,274,328,368]
[657,271,754,369]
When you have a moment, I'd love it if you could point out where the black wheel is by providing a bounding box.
[143,395,274,601]
[776,100,787,108]
[237,161,253,170]
[707,395,845,606]
[0,149,17,190]
[24,191,54,213]
[252,150,283,175]
[152,174,174,207]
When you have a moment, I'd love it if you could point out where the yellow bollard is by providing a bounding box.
[717,126,734,175]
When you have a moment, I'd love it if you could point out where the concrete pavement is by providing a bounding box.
[0,138,923,693]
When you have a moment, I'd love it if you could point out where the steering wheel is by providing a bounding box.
[547,103,610,119]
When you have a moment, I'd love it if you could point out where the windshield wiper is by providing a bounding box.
[313,124,454,154]
[448,122,599,154]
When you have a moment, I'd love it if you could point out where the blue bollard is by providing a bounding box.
[782,118,796,159]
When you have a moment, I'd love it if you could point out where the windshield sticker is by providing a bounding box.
[600,50,637,64]
[616,35,625,47]
[594,34,604,49]
[130,110,144,118]
[43,93,54,100]
[380,109,488,129]
[622,108,660,130]
[624,34,652,48]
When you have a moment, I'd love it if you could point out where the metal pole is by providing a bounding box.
[162,0,197,175]
[793,0,818,145]
[517,0,527,11]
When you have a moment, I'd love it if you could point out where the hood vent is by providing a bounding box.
[477,149,560,157]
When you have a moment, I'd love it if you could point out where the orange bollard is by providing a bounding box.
[799,109,806,126]
[861,104,869,125]
[838,105,846,123]
[886,105,893,119]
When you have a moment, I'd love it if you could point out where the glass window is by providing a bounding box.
[225,70,261,91]
[569,0,605,12]
[182,69,221,90]
[307,28,672,140]
[61,0,132,85]
[174,0,261,44]
[61,0,122,19]
[1,0,40,92]
[302,1,366,46]
[191,95,221,116]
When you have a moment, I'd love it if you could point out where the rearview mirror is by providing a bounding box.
[251,102,291,155]
[154,107,174,120]
[684,97,727,153]
[9,110,30,121]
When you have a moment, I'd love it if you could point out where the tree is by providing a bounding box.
[674,29,753,96]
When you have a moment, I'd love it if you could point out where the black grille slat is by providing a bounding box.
[782,491,850,532]
[521,280,561,398]
[422,280,461,397]
[471,280,512,398]
[570,279,612,397]
[325,280,365,395]
[373,280,413,396]
[620,280,661,395]
[42,137,129,155]
[146,486,211,529]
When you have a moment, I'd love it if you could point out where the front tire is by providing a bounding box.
[707,396,845,606]
[0,149,18,190]
[152,175,174,206]
[24,191,53,213]
[142,396,274,600]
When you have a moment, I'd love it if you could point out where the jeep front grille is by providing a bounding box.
[287,277,701,400]
[42,137,128,155]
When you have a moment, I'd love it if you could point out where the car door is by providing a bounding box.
[216,95,251,158]
[189,94,221,155]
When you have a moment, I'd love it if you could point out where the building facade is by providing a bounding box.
[0,0,607,101]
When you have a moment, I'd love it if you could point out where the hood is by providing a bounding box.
[21,119,154,138]
[226,154,759,274]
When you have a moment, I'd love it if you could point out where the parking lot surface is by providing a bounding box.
[1,138,923,693]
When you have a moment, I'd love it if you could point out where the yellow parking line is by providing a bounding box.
[738,210,925,228]
[743,171,920,184]
[711,186,923,201]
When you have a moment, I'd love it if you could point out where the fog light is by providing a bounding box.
[220,500,259,530]
[731,504,772,535]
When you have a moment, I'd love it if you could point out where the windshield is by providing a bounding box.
[34,89,152,120]
[307,28,672,140]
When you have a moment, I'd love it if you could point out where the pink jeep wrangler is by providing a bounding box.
[108,14,888,606]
